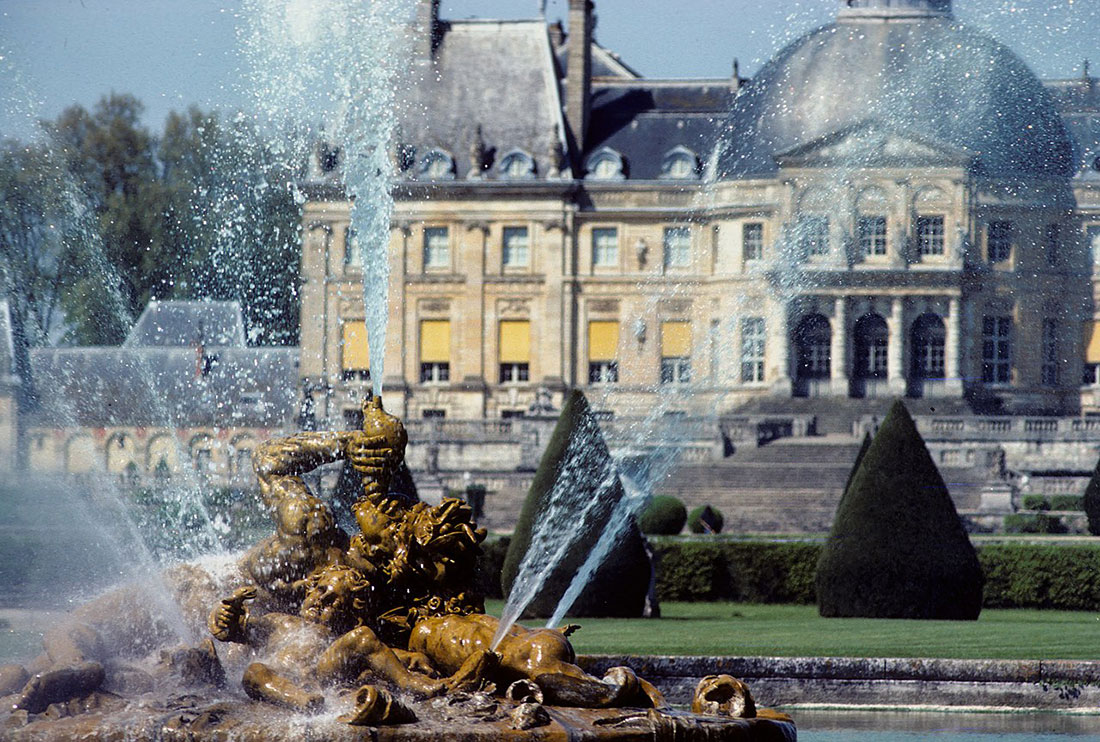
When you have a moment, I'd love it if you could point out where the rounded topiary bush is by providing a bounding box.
[638,495,687,535]
[688,505,725,534]
[815,400,984,620]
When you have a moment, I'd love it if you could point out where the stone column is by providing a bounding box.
[945,296,964,395]
[463,222,489,416]
[771,299,792,396]
[831,296,849,396]
[891,179,911,268]
[887,297,906,394]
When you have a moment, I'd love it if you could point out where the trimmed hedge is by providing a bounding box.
[650,539,818,604]
[1004,513,1067,534]
[477,537,1100,612]
[980,544,1100,610]
[1021,495,1051,511]
[1051,495,1084,512]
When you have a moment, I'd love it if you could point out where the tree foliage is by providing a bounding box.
[815,400,984,620]
[0,93,303,349]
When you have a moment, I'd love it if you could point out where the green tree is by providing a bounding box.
[159,107,302,345]
[815,400,984,620]
[45,93,171,344]
[0,138,87,404]
[37,94,301,346]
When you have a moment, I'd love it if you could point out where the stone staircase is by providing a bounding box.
[658,435,991,533]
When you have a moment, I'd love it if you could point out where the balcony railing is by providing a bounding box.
[858,414,1100,441]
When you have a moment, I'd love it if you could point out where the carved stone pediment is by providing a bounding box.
[776,121,973,169]
[498,298,531,317]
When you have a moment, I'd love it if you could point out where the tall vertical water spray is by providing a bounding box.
[242,0,414,398]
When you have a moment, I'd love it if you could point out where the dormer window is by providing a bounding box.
[660,146,699,180]
[498,149,536,180]
[419,149,455,181]
[585,147,625,181]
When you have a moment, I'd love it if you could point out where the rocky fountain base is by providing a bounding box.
[1,398,794,741]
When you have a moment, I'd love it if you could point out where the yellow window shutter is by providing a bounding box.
[420,320,451,363]
[1085,321,1100,363]
[661,321,692,357]
[588,321,619,361]
[342,322,370,370]
[499,320,531,363]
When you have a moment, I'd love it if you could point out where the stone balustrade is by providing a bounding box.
[855,414,1100,442]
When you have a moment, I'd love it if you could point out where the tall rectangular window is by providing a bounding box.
[587,321,619,384]
[663,226,691,268]
[423,227,450,269]
[502,226,529,267]
[988,220,1013,263]
[1046,223,1060,267]
[917,215,945,256]
[592,227,618,267]
[341,322,370,382]
[499,320,530,383]
[344,227,361,267]
[858,216,887,256]
[741,317,765,383]
[1041,318,1059,387]
[743,222,764,261]
[1085,321,1100,386]
[981,315,1011,384]
[419,320,451,383]
[1089,226,1100,264]
[800,216,829,256]
[660,321,692,384]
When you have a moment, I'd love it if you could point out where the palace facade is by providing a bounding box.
[298,0,1100,427]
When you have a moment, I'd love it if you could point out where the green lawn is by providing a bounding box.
[484,601,1100,660]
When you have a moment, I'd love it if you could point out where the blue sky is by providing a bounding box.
[1,0,1096,140]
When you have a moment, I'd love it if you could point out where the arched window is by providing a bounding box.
[911,313,946,380]
[418,149,456,180]
[585,147,625,181]
[853,313,889,379]
[105,433,138,475]
[498,149,536,179]
[660,146,699,179]
[794,314,831,379]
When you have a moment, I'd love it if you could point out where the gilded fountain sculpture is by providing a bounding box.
[0,396,793,740]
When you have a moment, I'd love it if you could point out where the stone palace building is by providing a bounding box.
[299,0,1100,428]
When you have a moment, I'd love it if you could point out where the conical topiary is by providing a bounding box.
[501,390,651,617]
[842,431,873,498]
[1084,456,1100,536]
[815,400,984,619]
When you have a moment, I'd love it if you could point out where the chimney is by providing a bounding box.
[416,0,441,62]
[565,0,593,171]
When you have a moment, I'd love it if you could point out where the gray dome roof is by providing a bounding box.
[715,16,1074,179]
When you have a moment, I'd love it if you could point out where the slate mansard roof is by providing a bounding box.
[298,7,1099,189]
[397,20,567,182]
[29,302,298,429]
